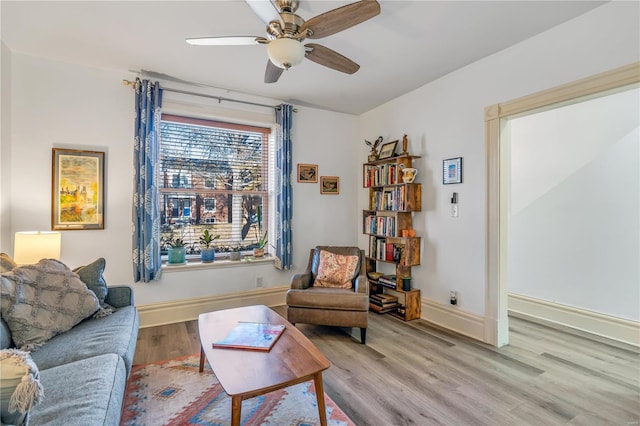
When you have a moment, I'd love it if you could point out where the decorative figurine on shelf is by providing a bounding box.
[365,136,383,162]
[401,134,409,156]
[399,163,418,183]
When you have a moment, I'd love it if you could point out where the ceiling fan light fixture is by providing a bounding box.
[267,38,305,70]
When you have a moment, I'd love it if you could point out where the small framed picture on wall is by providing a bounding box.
[443,157,463,184]
[297,163,318,183]
[320,176,340,194]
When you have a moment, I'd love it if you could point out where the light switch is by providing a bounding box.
[450,192,459,217]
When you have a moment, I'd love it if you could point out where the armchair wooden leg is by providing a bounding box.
[360,328,366,344]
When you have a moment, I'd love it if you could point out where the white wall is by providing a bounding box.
[508,88,639,321]
[0,42,12,251]
[359,1,640,327]
[7,52,359,306]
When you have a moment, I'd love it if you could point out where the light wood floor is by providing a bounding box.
[134,306,640,425]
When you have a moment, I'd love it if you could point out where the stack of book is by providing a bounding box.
[369,293,399,313]
[377,275,397,289]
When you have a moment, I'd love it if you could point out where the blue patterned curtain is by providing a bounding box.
[133,79,163,282]
[274,104,293,270]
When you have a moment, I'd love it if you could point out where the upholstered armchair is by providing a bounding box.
[286,246,369,344]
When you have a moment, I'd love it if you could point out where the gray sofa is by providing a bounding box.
[0,286,139,426]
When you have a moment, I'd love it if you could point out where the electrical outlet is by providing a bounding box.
[256,276,263,288]
[451,204,459,218]
[450,291,458,305]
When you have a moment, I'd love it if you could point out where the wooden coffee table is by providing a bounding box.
[198,305,331,426]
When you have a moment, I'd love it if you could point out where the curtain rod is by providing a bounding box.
[122,79,296,111]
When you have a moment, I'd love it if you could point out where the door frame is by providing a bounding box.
[483,62,639,347]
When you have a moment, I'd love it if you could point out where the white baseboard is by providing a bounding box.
[420,298,486,343]
[508,293,640,347]
[137,286,289,328]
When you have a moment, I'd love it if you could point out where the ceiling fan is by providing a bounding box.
[186,0,381,83]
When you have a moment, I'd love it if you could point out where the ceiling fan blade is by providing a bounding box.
[305,43,360,74]
[265,59,284,83]
[186,36,266,46]
[300,0,380,40]
[246,0,282,25]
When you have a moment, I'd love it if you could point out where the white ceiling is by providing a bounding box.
[1,1,604,115]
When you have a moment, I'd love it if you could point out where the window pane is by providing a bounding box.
[159,115,270,256]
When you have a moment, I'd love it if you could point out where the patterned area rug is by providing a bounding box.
[121,353,354,426]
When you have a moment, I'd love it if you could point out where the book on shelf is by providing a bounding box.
[385,243,394,261]
[370,300,399,310]
[364,163,399,187]
[370,293,398,304]
[370,186,410,211]
[212,322,285,352]
[372,237,387,260]
[363,214,396,237]
[369,302,400,313]
[370,293,399,308]
[377,275,397,288]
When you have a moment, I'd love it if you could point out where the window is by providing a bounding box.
[203,198,216,212]
[159,114,271,258]
[172,174,190,188]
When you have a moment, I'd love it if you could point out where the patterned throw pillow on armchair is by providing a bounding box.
[314,250,359,289]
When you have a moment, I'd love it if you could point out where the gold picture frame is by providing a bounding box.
[52,148,105,230]
[297,163,318,183]
[320,176,340,194]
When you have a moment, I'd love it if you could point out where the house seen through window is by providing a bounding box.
[159,114,271,258]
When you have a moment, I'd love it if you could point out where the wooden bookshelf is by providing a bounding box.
[363,154,421,321]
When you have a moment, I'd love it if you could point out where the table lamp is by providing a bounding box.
[14,231,62,265]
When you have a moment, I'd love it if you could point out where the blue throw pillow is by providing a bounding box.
[73,258,108,304]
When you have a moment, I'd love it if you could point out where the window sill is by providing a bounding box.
[162,255,275,273]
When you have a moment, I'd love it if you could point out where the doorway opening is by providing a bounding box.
[484,63,639,347]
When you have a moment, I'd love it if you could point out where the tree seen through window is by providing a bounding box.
[159,114,271,256]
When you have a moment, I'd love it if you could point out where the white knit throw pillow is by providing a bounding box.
[0,349,44,425]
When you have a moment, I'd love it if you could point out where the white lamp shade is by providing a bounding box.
[14,231,62,265]
[267,38,305,70]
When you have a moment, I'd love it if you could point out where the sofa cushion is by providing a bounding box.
[73,258,108,305]
[0,259,101,351]
[29,306,139,375]
[1,349,43,425]
[0,319,12,350]
[287,287,369,311]
[314,250,359,289]
[0,254,17,273]
[29,353,126,426]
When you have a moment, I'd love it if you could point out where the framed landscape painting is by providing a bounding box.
[52,148,105,230]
